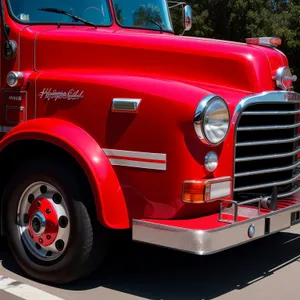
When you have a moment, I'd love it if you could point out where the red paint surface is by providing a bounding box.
[141,213,249,230]
[0,1,294,229]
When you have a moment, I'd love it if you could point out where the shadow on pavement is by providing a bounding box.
[1,230,300,299]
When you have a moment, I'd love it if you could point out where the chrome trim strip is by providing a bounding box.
[235,148,300,162]
[235,160,300,177]
[133,198,300,255]
[237,122,300,131]
[278,185,300,198]
[236,134,300,147]
[103,149,166,160]
[234,172,300,192]
[112,98,141,113]
[109,159,166,171]
[102,148,167,171]
[242,109,300,115]
[233,92,300,122]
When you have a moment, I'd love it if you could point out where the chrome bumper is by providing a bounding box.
[132,197,300,255]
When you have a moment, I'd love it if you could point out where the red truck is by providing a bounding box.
[0,0,299,284]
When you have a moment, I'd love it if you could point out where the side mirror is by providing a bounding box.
[183,5,192,32]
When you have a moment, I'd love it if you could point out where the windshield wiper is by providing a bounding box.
[38,7,98,28]
[147,18,163,34]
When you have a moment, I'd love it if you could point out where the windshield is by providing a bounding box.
[112,0,173,32]
[7,0,112,25]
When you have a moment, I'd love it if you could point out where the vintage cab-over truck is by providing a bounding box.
[0,0,298,284]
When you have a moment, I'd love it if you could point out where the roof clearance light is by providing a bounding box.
[246,37,282,48]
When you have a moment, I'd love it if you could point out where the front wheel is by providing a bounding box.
[4,158,109,284]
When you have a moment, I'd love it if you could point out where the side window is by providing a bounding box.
[8,0,112,25]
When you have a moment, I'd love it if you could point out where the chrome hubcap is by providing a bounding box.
[31,211,46,236]
[17,182,70,261]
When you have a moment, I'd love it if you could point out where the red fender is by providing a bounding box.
[0,118,129,229]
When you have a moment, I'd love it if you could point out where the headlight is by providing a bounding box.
[194,96,230,145]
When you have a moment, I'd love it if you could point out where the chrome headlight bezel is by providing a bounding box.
[194,95,230,145]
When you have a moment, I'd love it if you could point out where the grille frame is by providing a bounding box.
[233,91,300,201]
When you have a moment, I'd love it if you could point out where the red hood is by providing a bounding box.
[34,27,288,93]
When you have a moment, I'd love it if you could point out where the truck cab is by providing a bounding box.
[0,0,299,285]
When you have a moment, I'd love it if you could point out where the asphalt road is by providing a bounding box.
[1,225,300,300]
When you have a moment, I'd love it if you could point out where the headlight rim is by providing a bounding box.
[194,95,230,146]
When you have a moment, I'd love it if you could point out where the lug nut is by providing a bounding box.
[35,243,41,250]
[40,185,47,194]
[46,235,51,240]
[23,214,29,224]
[28,194,34,204]
[59,216,68,228]
[39,238,43,244]
[37,201,41,208]
[55,239,64,251]
[46,251,52,257]
[53,193,62,204]
[46,208,51,214]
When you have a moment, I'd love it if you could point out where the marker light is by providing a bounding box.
[183,177,231,203]
[7,71,24,87]
[246,37,281,48]
[205,152,218,172]
[275,67,297,90]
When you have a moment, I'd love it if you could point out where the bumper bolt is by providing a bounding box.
[40,185,47,194]
[28,194,34,204]
[55,239,64,251]
[53,193,62,204]
[59,216,68,228]
[23,214,29,224]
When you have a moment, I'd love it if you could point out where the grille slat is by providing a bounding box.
[235,160,300,177]
[242,110,300,116]
[237,122,300,131]
[236,134,300,146]
[234,102,300,200]
[235,172,300,192]
[235,148,300,162]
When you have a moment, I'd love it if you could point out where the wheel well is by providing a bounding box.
[0,140,97,235]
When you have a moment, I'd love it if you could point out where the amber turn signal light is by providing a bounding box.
[183,181,205,203]
[183,177,232,204]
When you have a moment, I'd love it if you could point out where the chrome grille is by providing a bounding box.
[234,101,300,201]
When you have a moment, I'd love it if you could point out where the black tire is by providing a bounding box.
[4,158,109,284]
